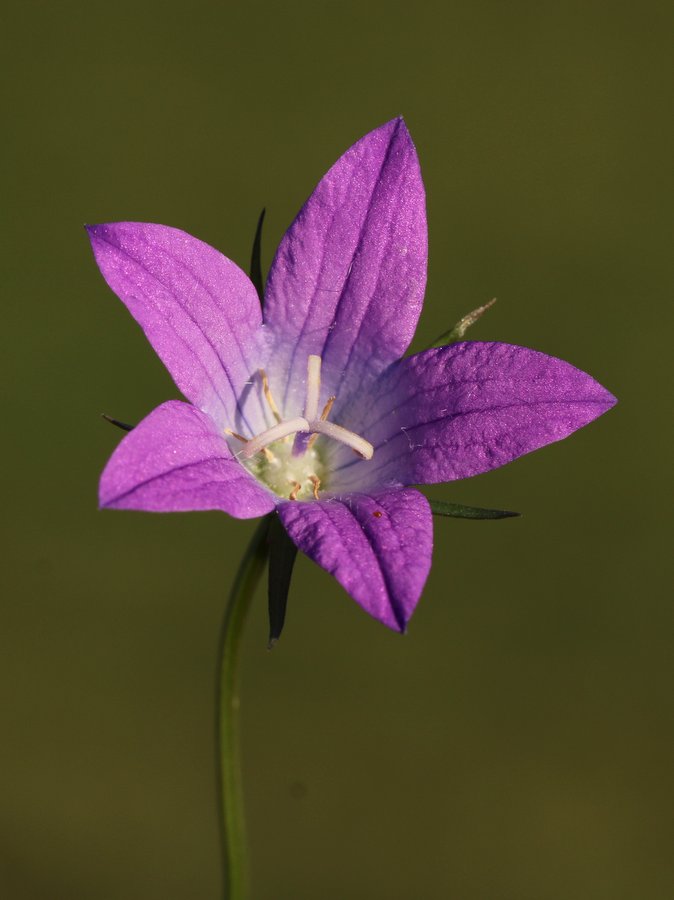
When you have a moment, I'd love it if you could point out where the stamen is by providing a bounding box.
[309,475,321,500]
[304,355,322,421]
[288,481,302,501]
[320,396,336,421]
[307,420,374,459]
[259,368,282,423]
[224,428,248,443]
[306,395,336,451]
[242,416,309,459]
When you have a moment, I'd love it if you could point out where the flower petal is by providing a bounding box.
[99,401,276,518]
[87,223,266,434]
[278,488,432,632]
[332,342,617,489]
[263,118,427,418]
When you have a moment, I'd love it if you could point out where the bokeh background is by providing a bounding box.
[2,2,672,898]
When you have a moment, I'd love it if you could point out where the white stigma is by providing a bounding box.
[306,419,373,460]
[304,354,322,421]
[241,416,309,460]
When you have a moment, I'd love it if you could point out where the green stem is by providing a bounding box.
[216,516,271,899]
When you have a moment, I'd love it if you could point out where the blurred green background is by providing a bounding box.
[2,1,672,898]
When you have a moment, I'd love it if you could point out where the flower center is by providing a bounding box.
[227,355,373,501]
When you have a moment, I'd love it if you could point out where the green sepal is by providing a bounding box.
[429,499,520,519]
[249,207,266,305]
[267,513,298,647]
[428,297,497,348]
[102,413,135,432]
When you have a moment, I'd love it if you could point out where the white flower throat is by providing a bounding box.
[226,355,373,501]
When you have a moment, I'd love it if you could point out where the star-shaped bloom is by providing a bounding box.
[88,118,615,632]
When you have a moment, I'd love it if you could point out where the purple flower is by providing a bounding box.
[87,118,615,632]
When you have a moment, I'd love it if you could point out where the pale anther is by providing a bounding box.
[224,428,248,443]
[321,396,336,421]
[307,395,336,451]
[309,475,321,500]
[259,368,282,423]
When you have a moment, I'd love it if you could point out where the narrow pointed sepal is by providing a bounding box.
[249,208,266,305]
[267,512,298,647]
[429,298,497,348]
[101,413,136,432]
[429,499,520,519]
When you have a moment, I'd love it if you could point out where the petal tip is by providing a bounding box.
[367,115,412,149]
[603,388,618,410]
[387,115,412,142]
[587,382,617,421]
[85,223,109,249]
